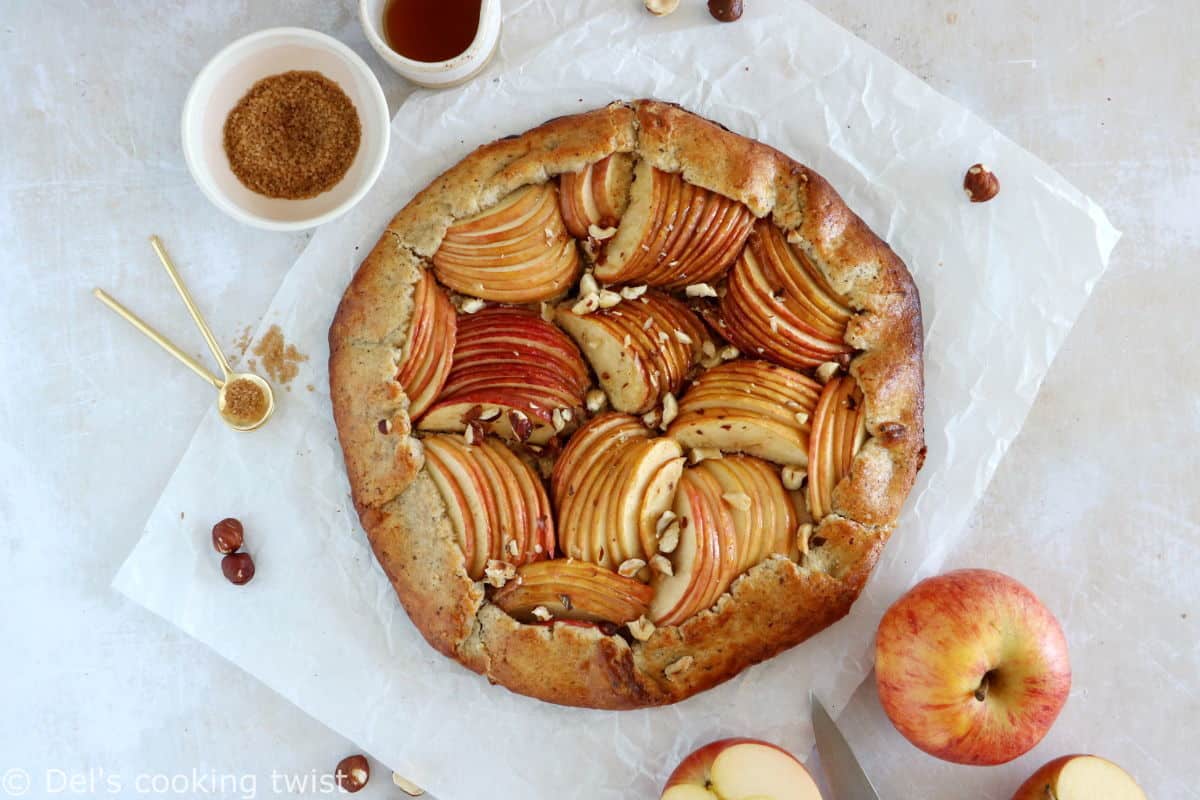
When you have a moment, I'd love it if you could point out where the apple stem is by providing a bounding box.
[974,670,993,702]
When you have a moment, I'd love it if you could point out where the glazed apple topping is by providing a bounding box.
[595,161,755,289]
[406,158,874,630]
[433,182,581,303]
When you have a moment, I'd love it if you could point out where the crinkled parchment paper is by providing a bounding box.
[114,2,1120,797]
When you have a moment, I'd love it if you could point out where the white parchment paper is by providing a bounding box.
[114,2,1120,797]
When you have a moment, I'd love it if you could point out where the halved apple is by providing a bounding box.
[1011,755,1146,800]
[806,375,867,520]
[650,466,739,627]
[667,360,821,465]
[719,220,855,369]
[394,270,457,421]
[422,434,554,580]
[552,413,682,568]
[491,559,653,625]
[555,290,707,414]
[558,153,634,239]
[594,160,754,288]
[432,182,582,302]
[419,306,590,445]
[661,739,823,800]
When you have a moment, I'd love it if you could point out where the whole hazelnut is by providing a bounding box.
[221,552,255,585]
[644,0,679,15]
[211,518,244,554]
[335,754,370,793]
[708,0,744,22]
[963,163,1000,203]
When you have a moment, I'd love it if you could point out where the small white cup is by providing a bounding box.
[181,27,391,231]
[359,0,502,89]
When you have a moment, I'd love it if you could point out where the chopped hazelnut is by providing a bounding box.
[618,558,647,578]
[815,361,840,383]
[685,282,718,298]
[665,655,694,679]
[660,392,679,427]
[586,389,608,413]
[628,616,656,641]
[484,559,518,588]
[572,293,600,315]
[579,273,599,296]
[658,523,681,554]
[781,465,807,491]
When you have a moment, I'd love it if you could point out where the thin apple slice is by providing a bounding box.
[595,161,754,287]
[419,307,588,444]
[558,153,635,238]
[668,360,821,466]
[421,434,554,580]
[720,219,855,369]
[608,438,685,566]
[394,271,457,420]
[486,438,554,560]
[553,413,650,564]
[491,559,653,625]
[806,375,865,520]
[432,182,582,302]
[556,291,707,414]
[650,466,739,626]
[422,435,495,579]
[696,455,797,573]
[636,456,686,559]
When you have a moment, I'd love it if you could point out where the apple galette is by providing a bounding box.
[330,100,924,709]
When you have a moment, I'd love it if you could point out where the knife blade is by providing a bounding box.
[811,692,882,800]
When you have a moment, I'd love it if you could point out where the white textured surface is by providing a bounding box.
[0,3,1195,800]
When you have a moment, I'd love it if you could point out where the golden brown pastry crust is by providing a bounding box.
[329,100,924,709]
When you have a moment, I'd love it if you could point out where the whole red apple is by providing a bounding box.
[874,568,1070,766]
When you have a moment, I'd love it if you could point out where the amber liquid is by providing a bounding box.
[382,0,482,63]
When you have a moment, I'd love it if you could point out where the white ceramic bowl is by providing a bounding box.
[359,0,502,88]
[182,27,390,231]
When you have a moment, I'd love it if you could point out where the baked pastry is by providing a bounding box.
[329,100,924,709]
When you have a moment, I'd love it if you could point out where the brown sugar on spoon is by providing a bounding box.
[222,377,268,427]
[223,70,361,199]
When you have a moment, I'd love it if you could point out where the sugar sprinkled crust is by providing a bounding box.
[329,100,924,709]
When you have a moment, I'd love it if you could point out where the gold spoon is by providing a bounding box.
[93,236,274,431]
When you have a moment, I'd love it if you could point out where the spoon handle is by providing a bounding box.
[93,288,224,390]
[149,235,235,379]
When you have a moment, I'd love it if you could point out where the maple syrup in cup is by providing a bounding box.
[384,0,480,62]
[358,0,501,88]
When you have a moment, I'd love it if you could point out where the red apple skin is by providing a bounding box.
[874,569,1071,766]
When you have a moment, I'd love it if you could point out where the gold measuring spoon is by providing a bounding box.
[93,237,274,431]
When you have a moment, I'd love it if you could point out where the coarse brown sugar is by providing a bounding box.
[253,325,308,386]
[223,70,361,199]
[223,377,268,425]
